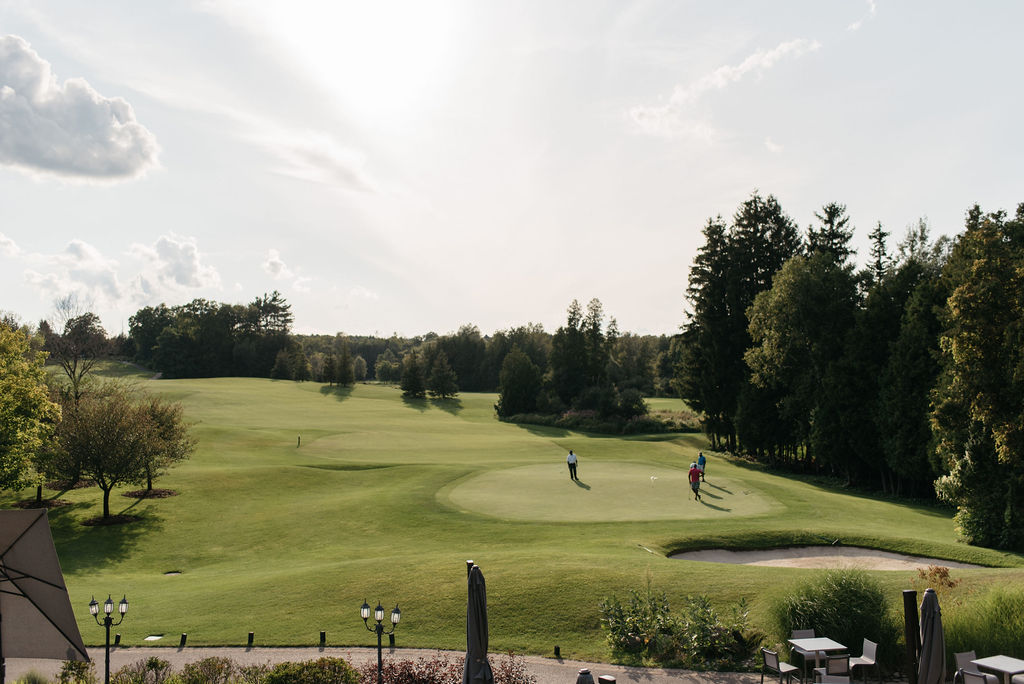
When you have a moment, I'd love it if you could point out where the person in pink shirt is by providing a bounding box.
[688,462,702,501]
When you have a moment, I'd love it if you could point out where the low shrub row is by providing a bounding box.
[44,652,536,684]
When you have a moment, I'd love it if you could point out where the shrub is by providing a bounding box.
[356,652,535,684]
[266,657,359,684]
[179,657,235,684]
[599,579,756,669]
[110,657,174,684]
[768,569,901,671]
[945,586,1024,659]
[59,661,97,684]
[14,671,50,684]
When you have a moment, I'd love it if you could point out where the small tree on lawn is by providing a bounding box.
[496,348,542,416]
[427,350,459,399]
[58,383,154,519]
[401,350,426,398]
[140,395,196,493]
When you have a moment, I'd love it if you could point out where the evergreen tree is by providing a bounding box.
[290,349,311,381]
[933,204,1024,550]
[400,350,427,398]
[549,300,588,404]
[353,355,367,381]
[807,202,855,264]
[271,349,292,379]
[867,221,890,286]
[336,339,355,386]
[427,350,459,399]
[496,348,542,416]
[322,355,337,386]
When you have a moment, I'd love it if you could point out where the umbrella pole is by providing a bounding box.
[1,606,6,684]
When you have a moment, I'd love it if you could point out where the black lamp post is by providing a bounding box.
[89,594,128,684]
[361,599,400,684]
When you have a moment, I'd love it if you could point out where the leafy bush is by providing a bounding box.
[59,660,97,684]
[266,657,359,684]
[768,569,901,671]
[599,580,757,669]
[355,651,535,684]
[945,586,1024,659]
[110,657,174,684]
[179,657,235,684]
[14,671,50,684]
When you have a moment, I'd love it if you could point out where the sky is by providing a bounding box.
[1,1,1022,337]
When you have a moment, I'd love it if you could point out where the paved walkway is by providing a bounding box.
[6,646,762,684]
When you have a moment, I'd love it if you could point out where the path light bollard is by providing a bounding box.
[576,668,595,684]
[598,676,616,684]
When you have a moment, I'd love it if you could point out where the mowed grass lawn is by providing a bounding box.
[10,374,1024,660]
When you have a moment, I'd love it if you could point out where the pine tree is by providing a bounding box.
[400,350,426,398]
[427,350,459,399]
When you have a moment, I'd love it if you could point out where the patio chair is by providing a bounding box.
[763,647,802,684]
[814,654,850,682]
[849,639,881,684]
[961,672,993,684]
[792,629,826,680]
[954,652,998,684]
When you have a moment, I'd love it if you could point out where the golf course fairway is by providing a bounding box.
[7,372,1024,661]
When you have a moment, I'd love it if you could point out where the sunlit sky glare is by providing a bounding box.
[2,1,1022,337]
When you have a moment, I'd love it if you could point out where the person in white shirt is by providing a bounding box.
[567,450,578,481]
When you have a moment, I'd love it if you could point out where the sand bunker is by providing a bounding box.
[670,546,981,570]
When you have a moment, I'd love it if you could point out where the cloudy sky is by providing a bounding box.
[1,1,1022,337]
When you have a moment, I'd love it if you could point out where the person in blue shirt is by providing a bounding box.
[696,452,707,481]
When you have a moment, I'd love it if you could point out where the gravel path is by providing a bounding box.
[6,646,762,684]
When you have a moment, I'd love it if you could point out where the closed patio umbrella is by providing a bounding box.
[918,588,945,684]
[463,564,494,684]
[1,510,89,684]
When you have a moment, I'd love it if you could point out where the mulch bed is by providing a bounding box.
[14,498,72,509]
[82,514,142,526]
[47,478,96,490]
[122,488,178,499]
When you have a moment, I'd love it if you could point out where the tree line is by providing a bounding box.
[676,192,1023,550]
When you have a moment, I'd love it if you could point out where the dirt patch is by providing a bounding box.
[14,498,72,509]
[123,488,179,499]
[670,546,982,570]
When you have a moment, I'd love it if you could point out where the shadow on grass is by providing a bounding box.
[574,479,591,490]
[699,499,731,512]
[703,480,732,494]
[512,423,571,438]
[401,395,429,413]
[48,502,164,574]
[319,385,353,402]
[430,397,463,415]
[699,489,723,500]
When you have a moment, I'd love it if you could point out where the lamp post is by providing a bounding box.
[89,594,128,684]
[361,599,400,684]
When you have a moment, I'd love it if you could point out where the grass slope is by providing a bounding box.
[8,374,1024,661]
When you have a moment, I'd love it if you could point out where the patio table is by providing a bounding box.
[972,656,1024,684]
[788,637,847,670]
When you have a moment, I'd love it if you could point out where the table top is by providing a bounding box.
[788,637,847,651]
[972,656,1024,675]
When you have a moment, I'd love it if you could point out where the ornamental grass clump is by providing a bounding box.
[944,586,1024,659]
[768,569,901,671]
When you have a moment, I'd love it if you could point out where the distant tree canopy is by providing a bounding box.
[676,191,1023,551]
[129,291,293,378]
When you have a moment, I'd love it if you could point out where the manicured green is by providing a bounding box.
[7,375,1023,662]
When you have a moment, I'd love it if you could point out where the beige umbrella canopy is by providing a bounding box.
[1,510,89,683]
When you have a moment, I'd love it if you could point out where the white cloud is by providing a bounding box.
[848,0,878,31]
[130,234,221,298]
[23,238,125,306]
[630,38,822,141]
[764,137,782,153]
[0,35,160,181]
[0,232,21,256]
[262,248,294,280]
[292,276,312,293]
[258,129,377,192]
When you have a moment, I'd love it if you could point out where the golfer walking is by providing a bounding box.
[688,461,702,501]
[567,449,579,481]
